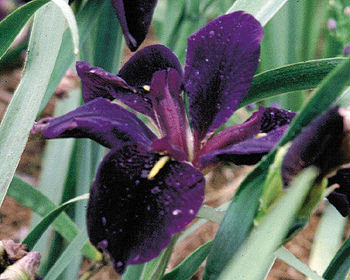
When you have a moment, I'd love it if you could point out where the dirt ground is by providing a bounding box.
[0,64,347,280]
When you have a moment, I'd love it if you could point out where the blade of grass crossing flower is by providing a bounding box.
[205,55,350,280]
[23,193,89,249]
[275,247,324,280]
[0,2,66,207]
[218,168,318,280]
[30,90,80,274]
[240,58,347,108]
[51,0,79,55]
[7,176,101,261]
[323,234,350,280]
[0,0,49,60]
[44,230,89,280]
[226,0,288,26]
[38,0,108,115]
[308,203,347,277]
[163,241,213,280]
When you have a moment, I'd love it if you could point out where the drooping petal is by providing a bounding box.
[32,98,156,149]
[327,168,350,216]
[149,69,188,155]
[152,137,187,162]
[111,0,158,51]
[199,107,295,168]
[281,107,350,186]
[76,61,135,103]
[87,145,205,273]
[118,44,182,87]
[200,125,288,168]
[76,61,155,118]
[184,11,264,147]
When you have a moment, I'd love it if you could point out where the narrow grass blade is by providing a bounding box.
[51,0,79,55]
[44,230,89,280]
[23,194,89,249]
[0,2,67,207]
[7,176,101,261]
[218,168,318,280]
[122,264,145,280]
[323,230,350,279]
[163,241,213,280]
[227,0,288,26]
[0,0,49,60]
[275,247,324,280]
[240,58,347,108]
[309,203,347,276]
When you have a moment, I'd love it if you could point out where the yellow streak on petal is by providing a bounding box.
[148,156,170,179]
[143,85,151,92]
[256,132,267,138]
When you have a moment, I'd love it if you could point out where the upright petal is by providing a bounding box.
[149,69,188,155]
[112,0,158,51]
[118,44,182,87]
[199,107,295,168]
[32,98,156,149]
[87,145,205,273]
[184,11,264,147]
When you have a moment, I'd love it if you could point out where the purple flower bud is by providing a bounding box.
[344,44,350,56]
[328,18,337,31]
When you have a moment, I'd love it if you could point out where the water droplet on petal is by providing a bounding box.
[101,217,107,226]
[151,186,161,194]
[147,205,151,211]
[189,209,194,214]
[116,261,124,268]
[209,30,215,37]
[172,209,182,216]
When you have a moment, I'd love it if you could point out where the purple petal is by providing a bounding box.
[87,145,205,273]
[76,61,155,118]
[149,69,188,155]
[198,106,295,168]
[327,168,350,216]
[76,61,135,103]
[200,125,288,168]
[33,98,156,149]
[152,137,187,162]
[118,44,182,87]
[282,107,347,186]
[112,0,158,51]
[184,11,264,147]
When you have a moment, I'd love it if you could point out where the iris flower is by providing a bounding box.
[282,106,350,216]
[33,11,295,273]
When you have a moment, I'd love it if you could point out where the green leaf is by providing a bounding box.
[204,56,350,280]
[275,247,324,280]
[122,264,146,280]
[0,2,67,207]
[51,0,79,55]
[163,241,213,280]
[0,0,49,60]
[7,176,101,261]
[23,193,89,250]
[38,0,107,115]
[227,0,288,26]
[44,230,89,280]
[240,58,347,108]
[218,168,318,280]
[323,226,350,279]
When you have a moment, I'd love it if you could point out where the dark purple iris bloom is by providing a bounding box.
[281,106,350,216]
[33,12,296,273]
